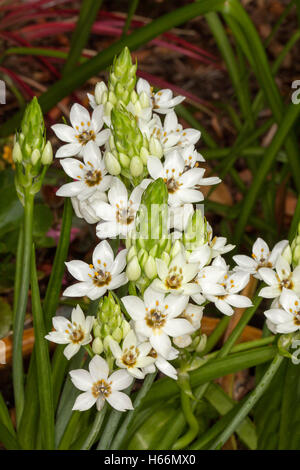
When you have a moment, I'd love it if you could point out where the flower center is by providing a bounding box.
[116,202,135,225]
[85,169,102,187]
[164,176,180,194]
[121,346,139,367]
[146,308,166,330]
[76,129,95,145]
[69,326,84,344]
[91,379,111,398]
[92,269,112,287]
[165,266,183,290]
[149,348,158,359]
[294,315,300,326]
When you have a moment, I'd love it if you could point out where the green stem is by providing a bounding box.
[13,226,23,322]
[201,316,230,355]
[12,190,34,427]
[172,391,199,450]
[81,405,107,450]
[209,354,284,449]
[122,0,140,37]
[111,372,157,450]
[31,247,55,450]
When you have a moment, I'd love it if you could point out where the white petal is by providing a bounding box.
[165,294,189,319]
[269,240,289,265]
[92,240,114,269]
[64,343,80,360]
[109,273,128,290]
[65,260,92,281]
[63,282,93,298]
[108,178,128,206]
[264,308,294,324]
[226,294,252,309]
[71,305,85,326]
[259,286,281,299]
[89,355,109,381]
[215,299,234,316]
[106,391,133,412]
[150,332,171,358]
[70,369,93,391]
[253,238,270,259]
[70,103,90,128]
[91,105,104,133]
[51,124,76,143]
[111,248,127,276]
[72,391,96,411]
[233,255,257,271]
[121,296,145,320]
[155,356,177,380]
[163,318,194,337]
[110,369,133,391]
[144,286,165,309]
[56,181,84,197]
[147,157,163,180]
[109,338,122,359]
[56,143,81,159]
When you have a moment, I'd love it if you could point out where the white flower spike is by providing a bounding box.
[52,103,110,158]
[45,305,93,359]
[70,355,134,412]
[64,240,128,300]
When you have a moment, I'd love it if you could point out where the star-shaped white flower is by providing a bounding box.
[109,330,155,379]
[70,355,134,412]
[264,288,300,334]
[45,305,93,359]
[259,256,300,299]
[181,145,205,170]
[151,248,200,296]
[56,141,112,201]
[233,238,288,280]
[136,78,185,114]
[204,258,252,315]
[64,240,127,300]
[173,303,203,349]
[142,346,179,380]
[147,150,217,207]
[71,191,107,224]
[141,112,200,153]
[95,177,143,239]
[122,287,194,358]
[52,104,110,158]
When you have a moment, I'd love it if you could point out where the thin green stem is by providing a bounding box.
[201,316,230,355]
[122,0,140,37]
[172,391,199,450]
[12,190,34,427]
[81,405,107,450]
[209,354,284,449]
[13,226,23,322]
[111,372,157,450]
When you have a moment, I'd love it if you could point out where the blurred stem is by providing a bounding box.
[122,0,140,37]
[81,405,108,450]
[209,354,284,449]
[172,390,199,450]
[13,189,34,428]
[13,226,23,322]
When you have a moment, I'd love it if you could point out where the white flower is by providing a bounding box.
[137,78,185,114]
[142,347,178,380]
[259,256,300,299]
[191,253,228,305]
[52,104,110,158]
[122,287,194,358]
[70,355,133,412]
[64,240,127,300]
[264,288,300,333]
[151,248,200,296]
[56,142,112,201]
[204,259,252,315]
[147,151,211,207]
[71,191,107,224]
[109,330,155,379]
[95,177,143,239]
[45,305,93,359]
[181,145,205,170]
[173,303,203,349]
[233,238,288,280]
[141,112,200,153]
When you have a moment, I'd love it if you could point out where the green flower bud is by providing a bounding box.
[108,47,137,106]
[149,137,163,158]
[144,255,157,279]
[92,337,103,355]
[12,142,22,163]
[105,152,121,175]
[183,209,209,251]
[95,81,108,105]
[41,141,53,165]
[126,255,141,281]
[19,96,45,161]
[282,244,292,265]
[130,156,144,177]
[31,149,40,165]
[291,222,300,268]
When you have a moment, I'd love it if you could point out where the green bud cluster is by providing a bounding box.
[92,292,130,358]
[182,209,209,252]
[108,47,137,106]
[105,107,149,179]
[13,97,53,204]
[125,179,180,292]
[291,222,300,268]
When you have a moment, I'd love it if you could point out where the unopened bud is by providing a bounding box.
[12,142,22,163]
[41,141,53,165]
[31,149,41,165]
[130,156,144,177]
[126,255,141,281]
[105,152,121,175]
[92,337,103,355]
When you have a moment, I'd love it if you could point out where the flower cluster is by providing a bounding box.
[47,47,255,414]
